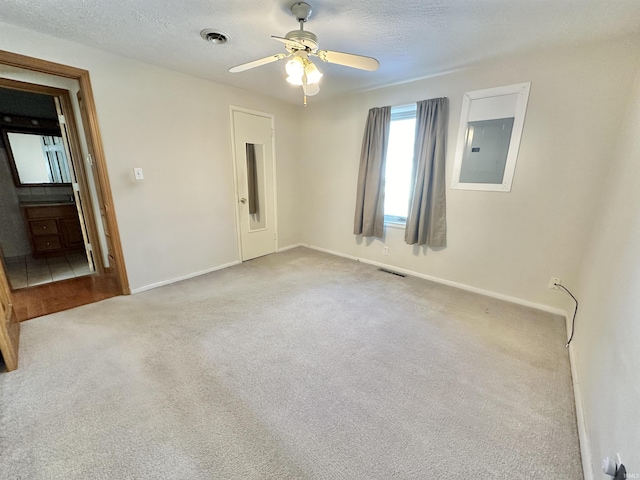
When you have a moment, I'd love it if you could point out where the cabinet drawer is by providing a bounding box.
[29,219,59,236]
[25,205,76,220]
[33,235,63,252]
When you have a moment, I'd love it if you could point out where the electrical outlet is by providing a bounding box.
[548,277,561,289]
[382,246,389,255]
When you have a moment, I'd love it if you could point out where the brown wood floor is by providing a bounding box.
[12,274,120,322]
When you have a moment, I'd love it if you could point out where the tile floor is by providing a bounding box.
[4,253,93,290]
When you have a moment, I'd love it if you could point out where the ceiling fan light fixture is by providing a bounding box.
[285,56,305,78]
[303,80,320,97]
[286,75,303,86]
[304,62,322,85]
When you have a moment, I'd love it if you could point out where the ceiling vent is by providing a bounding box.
[200,29,230,44]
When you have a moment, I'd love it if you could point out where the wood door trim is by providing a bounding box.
[0,50,85,79]
[0,49,130,294]
[0,252,19,371]
[0,77,70,97]
[0,304,19,372]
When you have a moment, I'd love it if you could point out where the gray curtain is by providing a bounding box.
[405,97,448,247]
[246,143,258,215]
[353,106,391,238]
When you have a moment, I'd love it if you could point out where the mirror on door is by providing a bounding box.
[246,143,266,231]
[3,131,72,186]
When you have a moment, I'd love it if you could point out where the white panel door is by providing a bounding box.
[54,97,96,272]
[232,110,276,261]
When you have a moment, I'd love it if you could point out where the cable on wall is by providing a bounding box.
[555,282,578,347]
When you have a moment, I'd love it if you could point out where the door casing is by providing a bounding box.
[0,252,19,371]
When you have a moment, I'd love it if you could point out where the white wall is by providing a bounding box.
[572,69,640,478]
[299,36,640,312]
[0,21,301,292]
[0,147,31,258]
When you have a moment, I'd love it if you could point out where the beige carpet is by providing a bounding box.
[0,247,583,479]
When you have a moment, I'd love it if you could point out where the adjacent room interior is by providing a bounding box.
[0,87,92,289]
[0,1,639,479]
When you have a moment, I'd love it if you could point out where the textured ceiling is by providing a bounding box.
[2,0,639,105]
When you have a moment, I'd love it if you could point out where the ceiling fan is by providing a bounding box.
[229,2,380,105]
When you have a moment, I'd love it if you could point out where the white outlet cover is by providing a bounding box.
[548,277,561,289]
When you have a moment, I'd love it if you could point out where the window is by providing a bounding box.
[384,104,416,224]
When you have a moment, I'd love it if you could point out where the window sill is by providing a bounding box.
[384,221,406,230]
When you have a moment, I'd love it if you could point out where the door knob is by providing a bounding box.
[240,197,247,204]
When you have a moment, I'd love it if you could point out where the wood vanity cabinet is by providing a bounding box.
[21,204,84,257]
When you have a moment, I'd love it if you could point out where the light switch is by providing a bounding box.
[133,167,144,180]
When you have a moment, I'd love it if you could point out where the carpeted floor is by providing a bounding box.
[0,247,583,479]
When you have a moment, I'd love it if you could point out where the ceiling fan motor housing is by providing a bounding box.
[285,30,318,51]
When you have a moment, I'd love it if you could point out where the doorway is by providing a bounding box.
[0,76,120,324]
[231,108,277,261]
[0,85,96,289]
[0,49,129,370]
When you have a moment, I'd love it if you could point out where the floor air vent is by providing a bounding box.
[378,268,406,278]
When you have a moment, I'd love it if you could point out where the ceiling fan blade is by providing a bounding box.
[229,53,287,73]
[315,50,379,71]
[271,36,305,51]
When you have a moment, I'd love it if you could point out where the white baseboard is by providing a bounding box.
[568,339,594,480]
[306,244,359,261]
[130,244,303,294]
[130,260,241,294]
[305,244,567,317]
[277,243,304,253]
